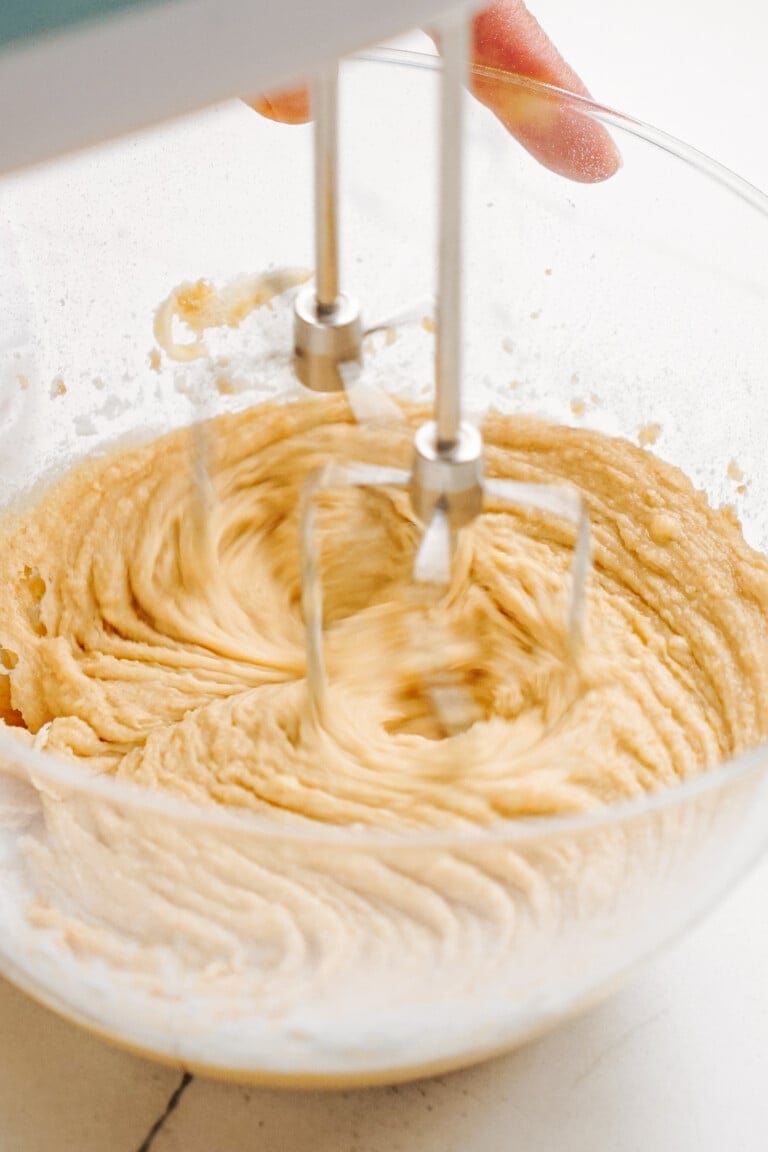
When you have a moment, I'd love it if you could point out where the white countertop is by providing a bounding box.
[1,0,767,1148]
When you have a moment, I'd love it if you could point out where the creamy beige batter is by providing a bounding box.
[2,395,768,829]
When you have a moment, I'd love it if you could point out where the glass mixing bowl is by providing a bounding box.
[1,50,768,1087]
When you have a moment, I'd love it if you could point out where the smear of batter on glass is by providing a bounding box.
[638,422,662,447]
[153,269,309,363]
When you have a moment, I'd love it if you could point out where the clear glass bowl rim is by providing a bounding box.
[2,47,768,847]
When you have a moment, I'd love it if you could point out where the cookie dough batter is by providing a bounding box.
[2,396,768,829]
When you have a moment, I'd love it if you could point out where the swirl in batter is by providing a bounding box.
[1,395,768,828]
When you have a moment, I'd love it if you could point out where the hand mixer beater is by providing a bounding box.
[294,16,592,732]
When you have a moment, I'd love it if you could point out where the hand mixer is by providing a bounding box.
[293,17,590,727]
[1,0,590,735]
[0,0,460,171]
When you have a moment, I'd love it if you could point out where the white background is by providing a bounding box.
[1,0,767,1148]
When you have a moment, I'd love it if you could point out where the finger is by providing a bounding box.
[245,86,310,125]
[468,1,621,182]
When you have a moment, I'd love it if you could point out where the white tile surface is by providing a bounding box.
[0,977,180,1151]
[2,0,768,1149]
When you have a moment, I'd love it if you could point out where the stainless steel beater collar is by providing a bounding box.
[411,420,484,529]
[294,287,363,392]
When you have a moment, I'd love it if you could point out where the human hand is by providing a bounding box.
[247,1,620,184]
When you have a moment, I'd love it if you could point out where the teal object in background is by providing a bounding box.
[0,0,159,48]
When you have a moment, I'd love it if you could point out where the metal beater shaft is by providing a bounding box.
[435,17,467,452]
[294,63,363,391]
[411,14,483,538]
[313,67,340,312]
